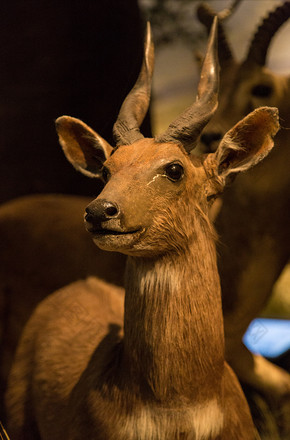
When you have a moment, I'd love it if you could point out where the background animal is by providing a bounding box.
[5,20,279,439]
[197,2,290,437]
[0,194,127,419]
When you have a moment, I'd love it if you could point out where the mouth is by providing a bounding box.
[86,224,146,254]
[87,227,142,237]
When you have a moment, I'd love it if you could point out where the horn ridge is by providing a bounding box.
[113,22,154,146]
[155,16,219,153]
[246,1,290,66]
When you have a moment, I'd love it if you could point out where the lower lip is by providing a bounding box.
[89,229,121,236]
[88,228,141,237]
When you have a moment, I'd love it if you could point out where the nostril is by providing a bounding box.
[84,207,96,224]
[84,212,94,223]
[104,204,118,217]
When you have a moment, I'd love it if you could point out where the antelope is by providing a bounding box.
[5,20,280,439]
[196,0,290,433]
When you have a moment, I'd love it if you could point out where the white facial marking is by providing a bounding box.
[147,174,167,186]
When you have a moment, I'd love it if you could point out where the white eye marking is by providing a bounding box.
[147,174,167,186]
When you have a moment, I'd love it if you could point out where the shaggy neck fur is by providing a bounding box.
[122,210,224,405]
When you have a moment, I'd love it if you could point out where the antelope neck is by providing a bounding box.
[122,229,225,403]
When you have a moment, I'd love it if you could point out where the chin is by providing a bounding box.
[91,229,144,254]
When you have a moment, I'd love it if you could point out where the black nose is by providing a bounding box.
[85,199,119,226]
[200,132,222,152]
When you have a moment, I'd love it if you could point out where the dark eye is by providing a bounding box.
[165,163,184,182]
[102,167,110,183]
[251,84,273,98]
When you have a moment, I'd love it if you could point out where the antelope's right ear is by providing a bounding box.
[55,116,113,178]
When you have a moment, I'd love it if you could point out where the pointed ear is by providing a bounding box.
[213,107,279,181]
[55,116,113,178]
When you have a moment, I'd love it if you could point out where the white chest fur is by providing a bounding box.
[117,399,223,440]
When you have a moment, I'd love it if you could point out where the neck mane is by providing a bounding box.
[122,213,225,404]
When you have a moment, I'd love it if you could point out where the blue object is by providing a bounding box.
[243,318,290,358]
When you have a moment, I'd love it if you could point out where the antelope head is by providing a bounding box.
[197,1,290,153]
[56,20,279,257]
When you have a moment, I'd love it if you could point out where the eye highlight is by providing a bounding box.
[164,163,184,182]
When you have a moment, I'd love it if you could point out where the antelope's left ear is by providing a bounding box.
[213,107,279,182]
[55,116,113,178]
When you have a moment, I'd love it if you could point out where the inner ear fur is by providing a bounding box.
[214,106,280,180]
[55,116,113,178]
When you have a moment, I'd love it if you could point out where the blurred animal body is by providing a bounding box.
[197,0,290,410]
[5,20,280,439]
[0,194,127,415]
